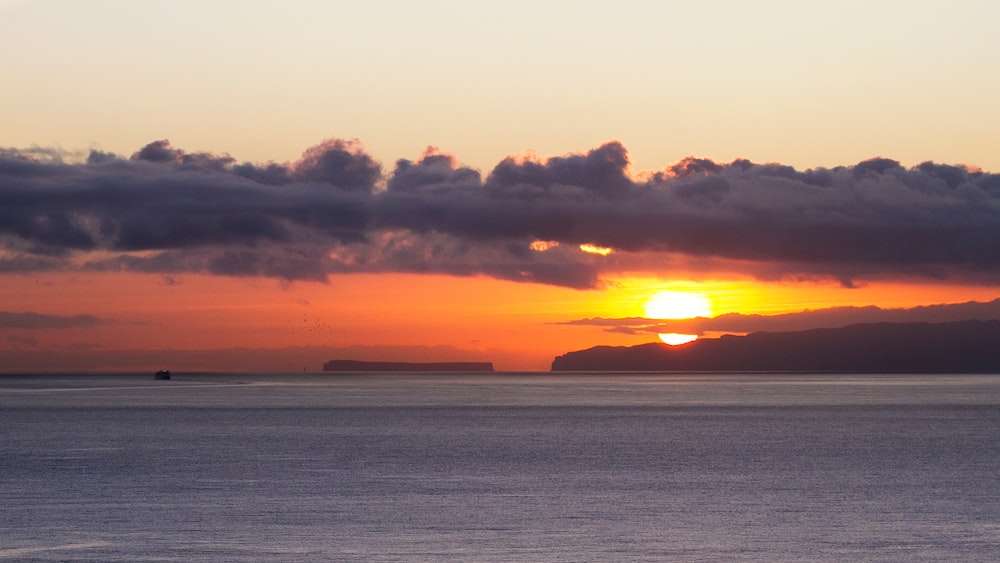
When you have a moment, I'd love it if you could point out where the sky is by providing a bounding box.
[2,0,1000,371]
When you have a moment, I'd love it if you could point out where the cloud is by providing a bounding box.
[387,147,481,193]
[2,138,1000,287]
[5,334,38,349]
[485,141,633,198]
[291,139,381,192]
[560,298,1000,335]
[0,311,104,329]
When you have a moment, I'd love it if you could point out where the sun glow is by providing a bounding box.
[644,290,713,346]
[658,333,698,345]
[530,240,559,252]
[579,243,613,256]
[644,290,713,320]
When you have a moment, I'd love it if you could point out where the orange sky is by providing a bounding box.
[4,270,998,371]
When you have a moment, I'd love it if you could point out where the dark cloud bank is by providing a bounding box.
[2,138,1000,289]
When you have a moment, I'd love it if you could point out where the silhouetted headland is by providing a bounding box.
[551,320,1000,372]
[323,360,495,372]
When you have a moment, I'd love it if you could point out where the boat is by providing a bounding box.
[154,369,171,380]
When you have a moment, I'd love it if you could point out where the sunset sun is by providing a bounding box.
[643,290,713,346]
[644,290,713,320]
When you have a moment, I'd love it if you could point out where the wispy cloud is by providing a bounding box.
[5,334,38,349]
[2,138,999,288]
[0,311,104,329]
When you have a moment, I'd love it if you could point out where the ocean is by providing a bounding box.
[2,372,999,561]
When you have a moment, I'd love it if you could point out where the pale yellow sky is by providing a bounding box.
[3,0,999,173]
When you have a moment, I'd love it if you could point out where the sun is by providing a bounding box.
[658,333,699,346]
[644,290,713,320]
[643,290,713,346]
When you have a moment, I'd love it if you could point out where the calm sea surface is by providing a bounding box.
[2,372,1000,561]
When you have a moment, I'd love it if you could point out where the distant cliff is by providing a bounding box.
[551,320,1000,372]
[323,360,495,372]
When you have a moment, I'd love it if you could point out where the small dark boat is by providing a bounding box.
[154,369,171,380]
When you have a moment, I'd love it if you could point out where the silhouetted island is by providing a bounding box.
[551,320,1000,373]
[323,360,495,372]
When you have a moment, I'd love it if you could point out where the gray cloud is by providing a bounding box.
[1,138,1000,287]
[0,311,104,329]
[5,335,39,349]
